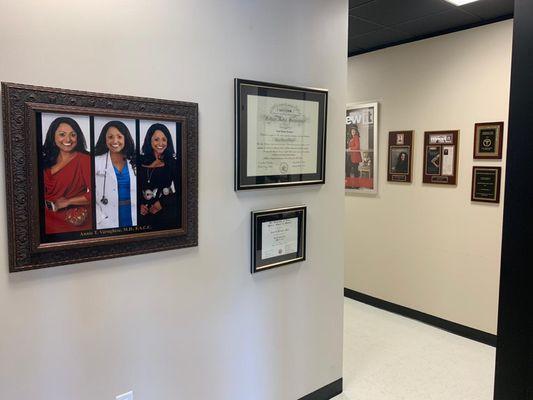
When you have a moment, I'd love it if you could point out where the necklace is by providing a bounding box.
[147,167,155,183]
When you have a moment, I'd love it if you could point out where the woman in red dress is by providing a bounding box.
[42,117,93,234]
[346,126,362,177]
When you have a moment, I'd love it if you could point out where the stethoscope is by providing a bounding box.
[100,152,109,205]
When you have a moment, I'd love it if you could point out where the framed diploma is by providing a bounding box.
[473,122,504,159]
[2,82,198,272]
[387,131,413,183]
[471,166,502,203]
[251,206,306,273]
[423,130,459,185]
[235,79,327,190]
[345,102,379,194]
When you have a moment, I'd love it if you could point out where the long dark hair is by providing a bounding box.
[140,123,175,164]
[42,117,88,169]
[395,152,408,168]
[94,120,136,158]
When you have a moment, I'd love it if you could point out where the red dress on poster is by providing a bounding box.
[44,152,93,234]
[349,134,362,164]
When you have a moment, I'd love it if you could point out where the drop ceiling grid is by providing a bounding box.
[348,0,514,56]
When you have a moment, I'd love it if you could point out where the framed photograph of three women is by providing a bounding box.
[2,82,198,272]
[234,79,328,190]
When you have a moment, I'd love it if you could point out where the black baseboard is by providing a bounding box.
[298,378,343,400]
[344,288,497,347]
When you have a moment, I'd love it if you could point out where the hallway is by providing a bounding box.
[333,298,496,400]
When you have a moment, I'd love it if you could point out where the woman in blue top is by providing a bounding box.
[94,120,137,229]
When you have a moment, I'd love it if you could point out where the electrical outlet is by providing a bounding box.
[116,391,133,400]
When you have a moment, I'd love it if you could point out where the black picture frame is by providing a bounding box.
[2,82,198,272]
[251,206,306,273]
[235,79,328,190]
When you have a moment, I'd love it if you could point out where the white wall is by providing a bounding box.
[0,1,347,399]
[346,20,512,335]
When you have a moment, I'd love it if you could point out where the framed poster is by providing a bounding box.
[2,82,198,272]
[234,79,327,190]
[423,130,459,185]
[474,122,504,159]
[251,206,306,273]
[388,131,413,183]
[471,166,502,203]
[345,102,378,194]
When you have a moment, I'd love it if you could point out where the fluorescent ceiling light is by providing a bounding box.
[444,0,480,5]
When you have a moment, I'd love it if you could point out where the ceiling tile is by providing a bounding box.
[348,40,365,55]
[349,0,376,10]
[461,0,514,20]
[349,16,382,37]
[396,9,482,37]
[350,28,413,50]
[350,0,453,26]
[347,0,514,55]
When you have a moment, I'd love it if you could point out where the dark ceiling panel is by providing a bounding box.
[347,0,514,56]
[396,9,482,37]
[461,0,514,19]
[349,16,382,37]
[348,39,365,55]
[349,0,375,9]
[350,28,413,50]
[350,0,453,26]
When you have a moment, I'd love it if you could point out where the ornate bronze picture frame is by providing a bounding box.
[2,82,198,272]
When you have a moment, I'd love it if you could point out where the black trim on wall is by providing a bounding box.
[493,1,533,399]
[298,378,343,400]
[348,14,513,58]
[344,288,497,347]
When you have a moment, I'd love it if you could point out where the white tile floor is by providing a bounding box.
[333,298,496,400]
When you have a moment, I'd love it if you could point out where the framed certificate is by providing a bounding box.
[387,131,413,183]
[251,206,306,273]
[471,166,502,203]
[235,79,327,190]
[423,130,459,185]
[473,122,504,159]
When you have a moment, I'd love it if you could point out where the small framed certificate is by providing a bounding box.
[235,79,328,190]
[471,166,502,203]
[473,122,504,159]
[251,206,306,273]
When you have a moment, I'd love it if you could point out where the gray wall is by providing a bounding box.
[0,1,347,399]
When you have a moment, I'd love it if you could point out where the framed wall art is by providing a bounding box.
[2,82,198,272]
[387,130,413,183]
[473,121,504,159]
[345,102,378,194]
[423,130,459,185]
[471,166,502,204]
[251,206,306,273]
[234,79,328,190]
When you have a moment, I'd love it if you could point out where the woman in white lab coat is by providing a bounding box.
[94,121,137,229]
